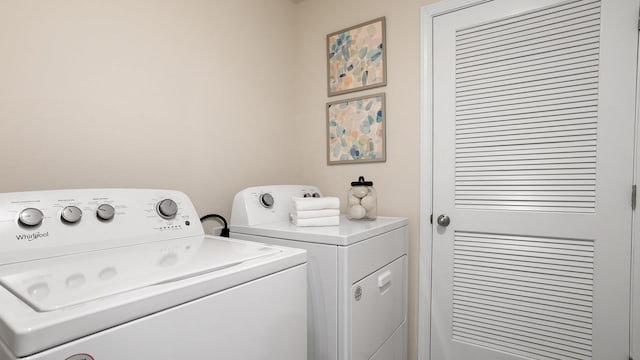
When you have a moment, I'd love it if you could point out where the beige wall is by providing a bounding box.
[0,0,439,358]
[292,0,439,358]
[0,0,298,220]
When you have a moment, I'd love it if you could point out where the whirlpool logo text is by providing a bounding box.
[15,232,49,241]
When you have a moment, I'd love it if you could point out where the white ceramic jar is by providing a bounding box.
[347,176,377,220]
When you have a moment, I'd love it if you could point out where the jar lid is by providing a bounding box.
[351,176,373,186]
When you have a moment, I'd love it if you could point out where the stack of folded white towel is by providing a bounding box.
[290,196,340,226]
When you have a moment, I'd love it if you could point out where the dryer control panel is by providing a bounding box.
[0,189,204,265]
[230,185,322,226]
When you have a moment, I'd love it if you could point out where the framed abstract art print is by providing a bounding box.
[326,93,386,165]
[327,17,387,96]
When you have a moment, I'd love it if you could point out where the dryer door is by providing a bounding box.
[350,255,406,360]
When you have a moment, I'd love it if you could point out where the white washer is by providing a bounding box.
[230,185,408,360]
[0,189,307,360]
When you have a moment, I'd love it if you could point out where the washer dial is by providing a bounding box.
[61,206,83,224]
[156,199,178,219]
[18,208,44,227]
[96,204,115,221]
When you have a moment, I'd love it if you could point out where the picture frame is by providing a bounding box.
[326,17,387,97]
[326,93,386,165]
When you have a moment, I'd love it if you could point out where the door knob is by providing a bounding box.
[437,214,450,227]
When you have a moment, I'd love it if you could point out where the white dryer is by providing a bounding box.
[230,185,408,360]
[0,189,306,360]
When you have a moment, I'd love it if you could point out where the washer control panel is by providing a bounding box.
[0,189,204,265]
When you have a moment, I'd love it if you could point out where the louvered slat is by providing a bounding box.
[457,119,597,134]
[456,13,601,53]
[456,142,597,155]
[454,0,600,213]
[453,316,591,347]
[456,56,599,84]
[457,84,598,110]
[456,0,600,39]
[456,88,598,111]
[457,51,599,79]
[455,258,593,280]
[453,231,594,359]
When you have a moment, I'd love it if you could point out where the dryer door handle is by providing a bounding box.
[378,270,392,289]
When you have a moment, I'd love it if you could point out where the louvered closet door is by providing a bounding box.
[430,1,638,359]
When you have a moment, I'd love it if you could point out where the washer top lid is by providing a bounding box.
[0,235,280,312]
[230,216,408,246]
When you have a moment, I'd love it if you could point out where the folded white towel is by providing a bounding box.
[290,209,340,220]
[291,196,340,211]
[291,216,340,227]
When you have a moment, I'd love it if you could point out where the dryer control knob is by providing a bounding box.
[18,208,44,227]
[96,204,115,221]
[259,193,274,208]
[61,206,83,224]
[156,199,178,219]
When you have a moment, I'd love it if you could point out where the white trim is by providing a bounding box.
[417,5,432,360]
[417,1,493,359]
[632,27,640,360]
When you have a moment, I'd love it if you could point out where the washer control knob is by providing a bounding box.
[157,199,178,219]
[96,204,115,221]
[18,208,44,227]
[61,206,83,224]
[259,193,274,208]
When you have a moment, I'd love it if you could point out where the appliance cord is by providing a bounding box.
[199,214,230,237]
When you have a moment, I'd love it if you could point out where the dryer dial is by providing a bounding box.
[259,193,274,208]
[156,199,178,219]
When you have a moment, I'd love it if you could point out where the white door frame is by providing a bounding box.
[632,33,640,360]
[418,0,640,359]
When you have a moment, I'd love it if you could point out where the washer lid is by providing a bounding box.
[0,236,280,312]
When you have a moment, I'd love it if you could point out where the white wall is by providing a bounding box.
[292,1,439,358]
[0,0,298,220]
